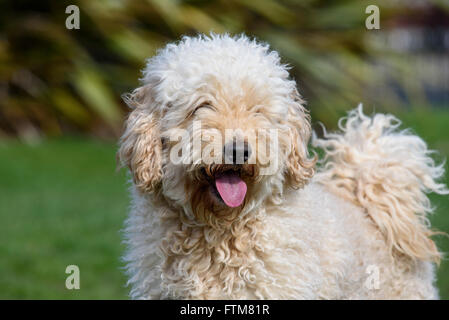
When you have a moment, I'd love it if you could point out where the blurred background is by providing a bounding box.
[0,0,448,299]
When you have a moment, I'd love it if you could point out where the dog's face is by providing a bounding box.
[119,35,315,227]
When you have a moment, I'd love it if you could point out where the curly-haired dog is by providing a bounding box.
[118,34,448,299]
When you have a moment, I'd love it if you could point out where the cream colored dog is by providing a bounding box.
[118,34,448,299]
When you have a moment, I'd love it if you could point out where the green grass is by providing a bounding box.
[0,138,129,299]
[0,109,448,299]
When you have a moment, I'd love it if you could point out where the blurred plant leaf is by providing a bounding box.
[109,30,161,64]
[236,0,296,26]
[50,88,91,126]
[179,5,225,33]
[72,65,122,128]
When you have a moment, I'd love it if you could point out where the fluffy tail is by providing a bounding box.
[313,105,448,263]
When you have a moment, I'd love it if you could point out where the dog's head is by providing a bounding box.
[118,34,315,227]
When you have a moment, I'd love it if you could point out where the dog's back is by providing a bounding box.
[310,106,448,298]
[272,182,439,299]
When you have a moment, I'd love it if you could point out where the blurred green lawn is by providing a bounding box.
[0,138,129,299]
[0,109,448,299]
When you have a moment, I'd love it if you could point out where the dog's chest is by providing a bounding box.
[160,211,345,299]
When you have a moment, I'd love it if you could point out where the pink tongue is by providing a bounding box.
[215,172,247,208]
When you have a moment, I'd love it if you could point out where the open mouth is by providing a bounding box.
[202,166,248,208]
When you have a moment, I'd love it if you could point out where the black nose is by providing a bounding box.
[223,140,251,164]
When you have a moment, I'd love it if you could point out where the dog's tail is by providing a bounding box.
[313,105,448,263]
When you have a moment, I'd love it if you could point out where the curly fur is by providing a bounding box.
[312,106,449,263]
[118,34,447,299]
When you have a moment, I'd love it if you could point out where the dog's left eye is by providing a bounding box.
[192,103,214,115]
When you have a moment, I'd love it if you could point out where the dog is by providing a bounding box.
[118,34,448,299]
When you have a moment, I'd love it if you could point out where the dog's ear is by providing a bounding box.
[284,89,316,189]
[118,86,162,193]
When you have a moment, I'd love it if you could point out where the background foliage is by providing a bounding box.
[2,0,448,140]
[0,0,448,299]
